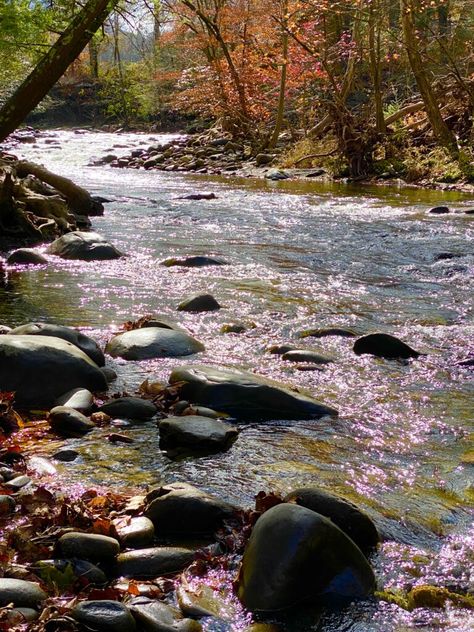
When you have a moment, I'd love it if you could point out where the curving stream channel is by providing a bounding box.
[2,130,474,631]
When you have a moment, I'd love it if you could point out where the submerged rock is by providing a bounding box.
[7,249,47,265]
[159,415,238,454]
[9,322,105,366]
[169,365,338,421]
[0,578,47,608]
[284,488,379,555]
[115,547,195,579]
[99,397,156,420]
[0,335,107,407]
[236,504,375,611]
[145,482,236,535]
[281,350,335,364]
[161,255,227,267]
[298,327,357,339]
[177,293,221,312]
[72,600,136,632]
[353,333,420,359]
[106,327,204,360]
[129,596,202,632]
[47,231,124,260]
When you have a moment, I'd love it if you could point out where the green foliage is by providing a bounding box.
[98,62,157,123]
[36,561,77,591]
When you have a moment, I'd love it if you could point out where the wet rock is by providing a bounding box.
[4,608,39,624]
[106,328,204,360]
[130,596,202,632]
[114,516,155,548]
[27,456,56,476]
[177,293,221,312]
[265,169,289,180]
[9,322,105,366]
[53,448,79,462]
[0,578,47,608]
[464,208,474,215]
[178,192,217,200]
[145,482,237,535]
[159,415,238,454]
[177,585,224,618]
[284,488,379,555]
[281,350,335,364]
[169,365,338,421]
[101,366,118,382]
[0,495,16,515]
[428,206,450,214]
[55,387,94,412]
[35,559,107,586]
[267,344,296,355]
[47,231,124,261]
[255,154,274,166]
[7,249,47,265]
[353,333,420,359]
[0,325,11,334]
[72,600,136,632]
[115,547,195,579]
[58,532,120,563]
[4,475,31,490]
[220,323,247,334]
[49,406,95,437]
[99,397,156,420]
[236,503,375,611]
[298,327,357,339]
[161,255,227,267]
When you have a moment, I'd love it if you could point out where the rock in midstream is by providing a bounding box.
[47,231,124,261]
[106,327,204,360]
[99,396,157,420]
[177,293,221,312]
[49,406,96,437]
[7,249,48,265]
[159,415,238,454]
[168,365,338,421]
[353,333,420,359]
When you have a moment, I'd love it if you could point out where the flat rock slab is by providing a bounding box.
[47,231,124,261]
[281,350,335,364]
[115,547,195,579]
[9,322,105,366]
[58,532,120,563]
[353,333,420,359]
[99,397,157,420]
[0,578,47,608]
[169,365,338,421]
[159,415,238,453]
[72,600,136,632]
[106,327,204,360]
[161,255,227,267]
[0,334,107,408]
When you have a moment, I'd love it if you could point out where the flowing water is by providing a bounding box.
[2,130,473,631]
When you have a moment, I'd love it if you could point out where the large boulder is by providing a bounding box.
[236,504,375,611]
[168,366,337,421]
[9,322,105,366]
[106,328,204,360]
[353,333,420,359]
[0,335,107,407]
[47,231,123,261]
[284,488,379,555]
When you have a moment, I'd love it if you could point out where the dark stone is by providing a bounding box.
[169,365,338,421]
[115,547,195,579]
[161,256,227,267]
[428,206,450,214]
[101,367,118,382]
[306,169,325,177]
[145,482,237,535]
[9,322,105,366]
[178,193,217,200]
[0,579,47,608]
[255,154,274,166]
[4,475,31,490]
[58,532,120,563]
[52,448,79,462]
[464,209,474,215]
[236,504,375,611]
[0,495,16,515]
[47,231,124,261]
[298,328,357,339]
[49,406,95,437]
[72,600,136,632]
[177,294,221,312]
[106,327,204,360]
[284,488,379,555]
[159,415,238,454]
[353,333,420,359]
[220,323,247,334]
[129,596,202,632]
[115,517,155,548]
[281,350,335,364]
[265,169,289,180]
[7,249,47,265]
[457,357,474,367]
[99,397,156,420]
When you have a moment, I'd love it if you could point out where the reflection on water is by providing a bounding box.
[2,130,474,631]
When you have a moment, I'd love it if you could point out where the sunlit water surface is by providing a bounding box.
[2,130,473,631]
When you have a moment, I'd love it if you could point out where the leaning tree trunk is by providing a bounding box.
[0,0,119,142]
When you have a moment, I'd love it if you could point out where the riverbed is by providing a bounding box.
[2,130,474,631]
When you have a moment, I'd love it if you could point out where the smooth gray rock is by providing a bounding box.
[58,532,120,563]
[281,350,335,364]
[55,387,94,412]
[99,397,156,420]
[129,596,202,632]
[72,600,136,632]
[0,495,16,515]
[161,255,227,267]
[9,322,105,366]
[353,333,420,359]
[7,249,47,265]
[159,415,238,454]
[35,559,107,586]
[145,482,236,535]
[236,504,375,611]
[115,547,195,579]
[284,488,379,555]
[0,335,107,406]
[49,406,95,437]
[4,475,31,490]
[115,516,155,548]
[47,231,124,261]
[0,578,47,608]
[177,294,221,312]
[106,327,204,360]
[169,366,338,421]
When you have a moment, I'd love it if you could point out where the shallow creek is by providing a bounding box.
[2,130,474,631]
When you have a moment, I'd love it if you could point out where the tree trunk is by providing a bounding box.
[400,0,458,155]
[368,1,385,133]
[0,0,119,143]
[268,0,289,148]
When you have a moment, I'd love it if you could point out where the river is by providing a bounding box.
[3,130,474,631]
